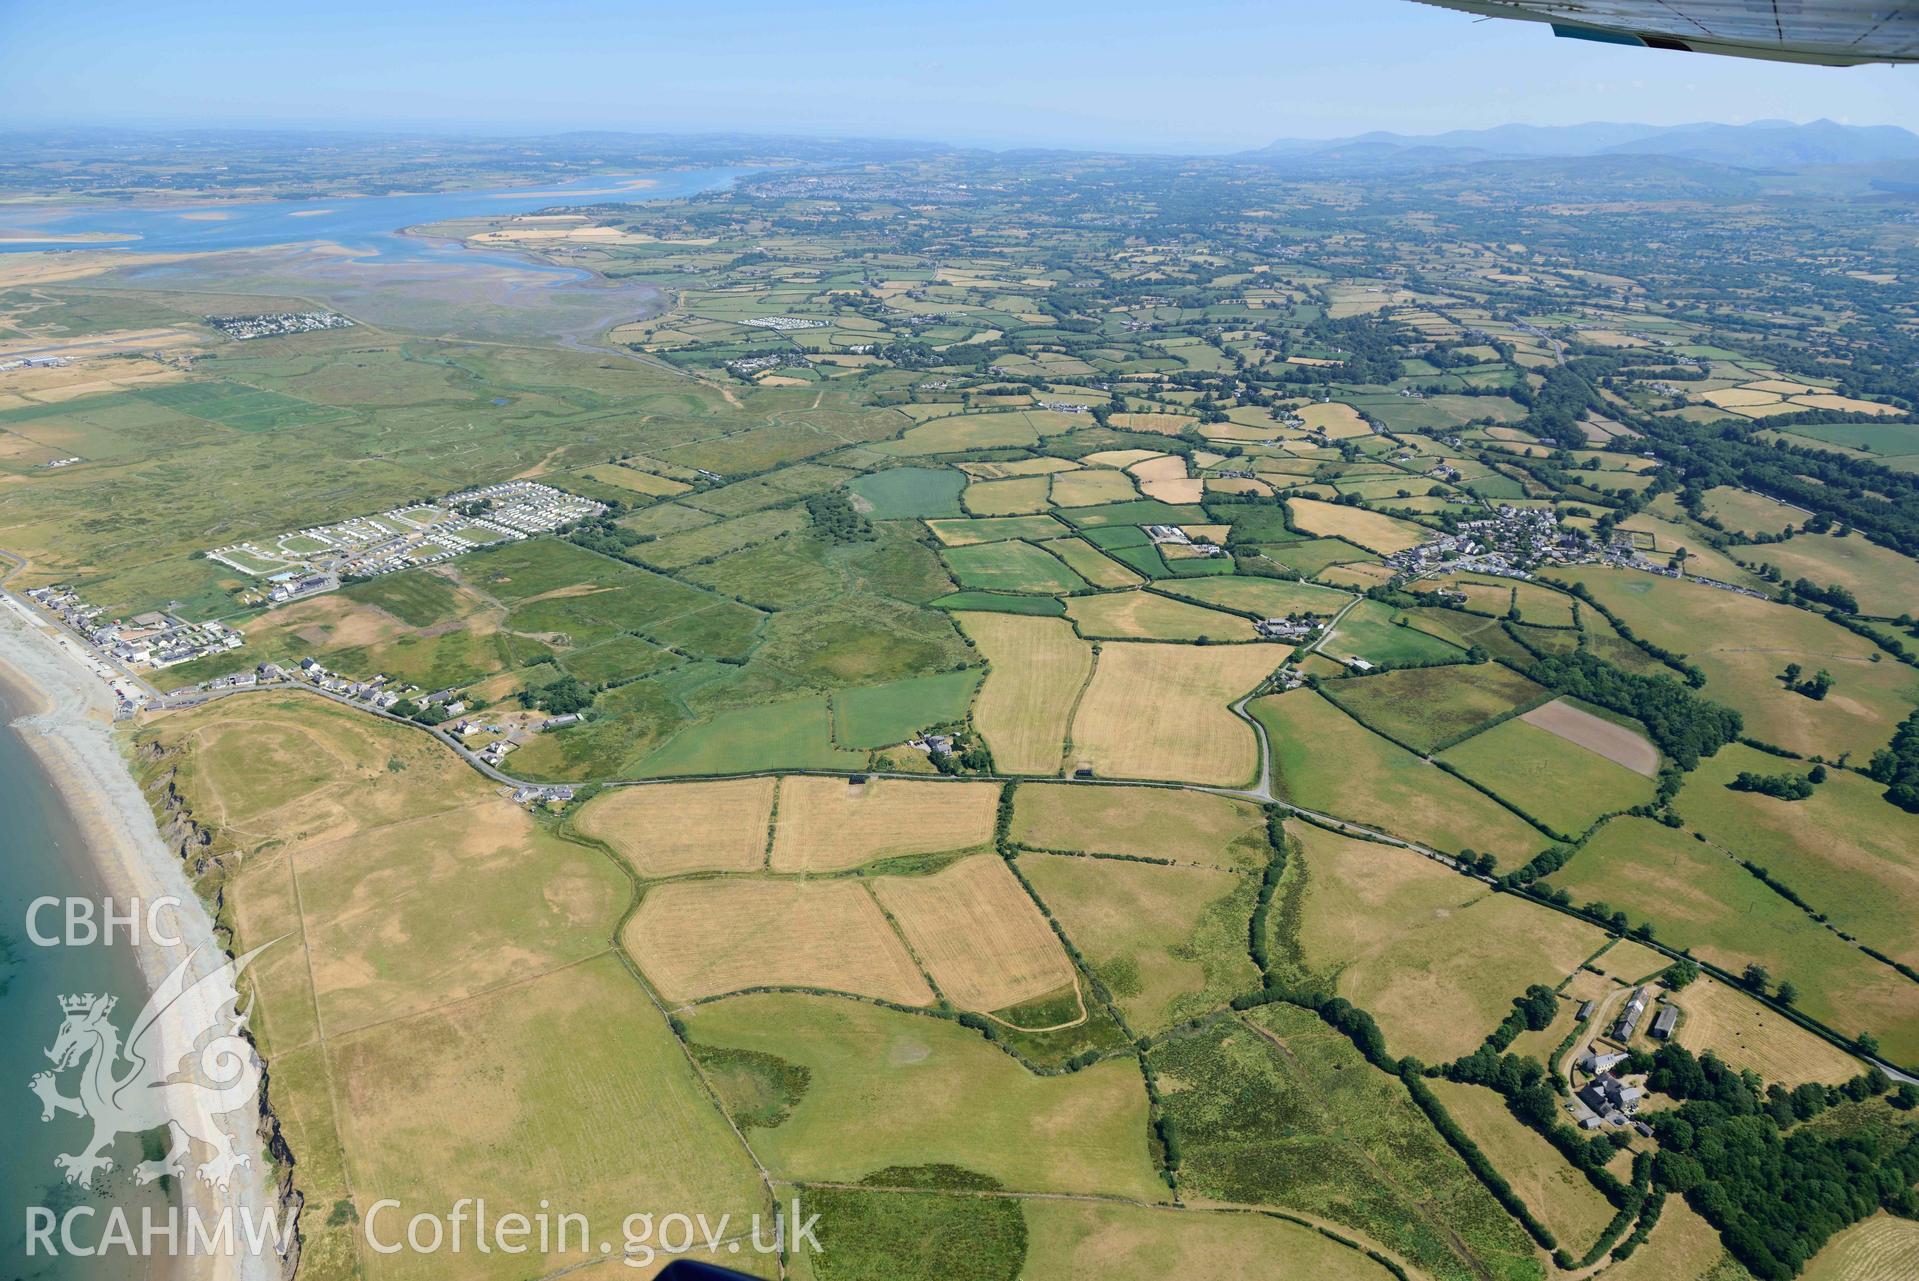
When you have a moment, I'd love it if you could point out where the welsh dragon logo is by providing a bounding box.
[30,943,271,1190]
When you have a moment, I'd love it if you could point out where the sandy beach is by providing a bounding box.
[0,588,284,1281]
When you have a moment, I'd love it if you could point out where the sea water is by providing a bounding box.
[0,678,175,1280]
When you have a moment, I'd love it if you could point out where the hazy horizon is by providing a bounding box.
[3,0,1914,153]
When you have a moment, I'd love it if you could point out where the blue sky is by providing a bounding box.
[3,0,1913,151]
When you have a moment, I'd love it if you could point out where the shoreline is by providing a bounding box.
[0,590,284,1281]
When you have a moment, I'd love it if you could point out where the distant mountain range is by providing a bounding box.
[1243,119,1919,170]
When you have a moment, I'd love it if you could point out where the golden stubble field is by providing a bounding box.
[147,693,767,1281]
[572,775,776,875]
[956,610,1093,775]
[873,853,1077,1014]
[767,774,998,871]
[624,878,933,1005]
[1068,641,1276,786]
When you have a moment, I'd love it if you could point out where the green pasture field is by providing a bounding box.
[832,669,984,749]
[1545,567,1919,761]
[964,475,1052,515]
[1732,530,1919,618]
[1079,523,1152,549]
[1287,823,1606,1063]
[1437,716,1657,836]
[682,993,1163,1199]
[1544,817,1919,1064]
[743,593,971,692]
[1149,1006,1542,1281]
[1346,392,1526,432]
[879,413,1043,454]
[641,599,768,660]
[1783,421,1919,458]
[930,590,1066,616]
[134,379,357,433]
[1156,574,1352,618]
[619,501,721,537]
[1041,537,1144,588]
[1059,499,1208,528]
[925,515,1070,546]
[682,535,847,609]
[847,466,966,518]
[1250,537,1374,577]
[1008,782,1270,868]
[637,696,868,776]
[1321,599,1465,668]
[1095,541,1172,579]
[339,570,463,627]
[505,576,761,653]
[1253,689,1548,858]
[1019,853,1258,1032]
[942,541,1090,594]
[1319,662,1551,755]
[559,634,680,685]
[1677,744,1919,971]
[633,504,810,570]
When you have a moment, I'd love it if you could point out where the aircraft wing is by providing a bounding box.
[1414,1,1919,65]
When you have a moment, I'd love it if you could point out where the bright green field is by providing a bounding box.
[1253,689,1549,860]
[1149,1005,1542,1281]
[1677,744,1919,971]
[942,541,1090,594]
[637,697,868,776]
[1437,716,1656,836]
[1019,853,1258,1032]
[832,669,984,749]
[848,466,967,519]
[1545,817,1919,1065]
[682,993,1163,1199]
[1157,575,1352,618]
[1319,663,1550,755]
[1321,599,1465,668]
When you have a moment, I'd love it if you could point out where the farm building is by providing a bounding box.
[1574,999,1596,1022]
[1577,1074,1645,1127]
[1613,986,1649,1041]
[1576,1048,1627,1075]
[1651,1006,1679,1039]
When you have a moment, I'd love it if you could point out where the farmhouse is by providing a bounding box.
[1576,1048,1627,1075]
[1576,1073,1646,1127]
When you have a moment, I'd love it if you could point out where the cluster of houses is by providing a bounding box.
[1567,985,1682,1133]
[203,311,355,340]
[1388,505,1596,581]
[727,351,811,377]
[27,587,245,670]
[1143,524,1226,558]
[208,482,606,584]
[1255,613,1326,642]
